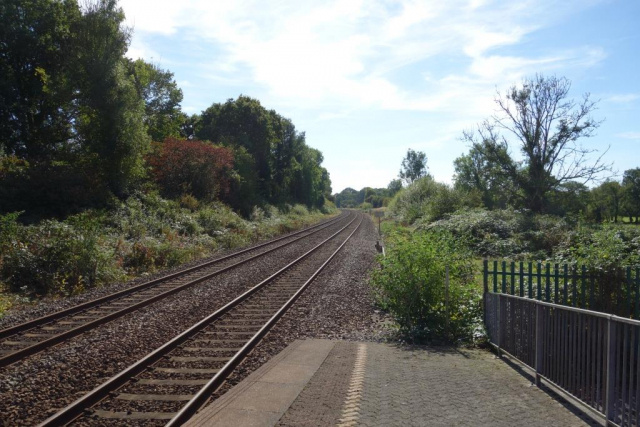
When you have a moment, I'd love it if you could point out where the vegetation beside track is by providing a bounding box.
[0,195,336,314]
[363,75,640,345]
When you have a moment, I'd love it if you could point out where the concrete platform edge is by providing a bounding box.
[185,339,336,427]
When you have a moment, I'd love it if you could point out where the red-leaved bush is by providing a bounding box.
[147,138,234,201]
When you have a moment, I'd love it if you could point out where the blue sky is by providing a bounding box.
[120,0,640,193]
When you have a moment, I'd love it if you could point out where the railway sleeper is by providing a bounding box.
[91,410,176,420]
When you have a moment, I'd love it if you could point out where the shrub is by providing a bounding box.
[179,194,199,211]
[290,204,309,216]
[553,224,640,314]
[369,230,482,343]
[388,177,474,224]
[147,138,234,201]
[426,208,572,259]
[1,215,119,296]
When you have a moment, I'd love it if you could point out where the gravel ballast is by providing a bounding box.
[0,214,361,426]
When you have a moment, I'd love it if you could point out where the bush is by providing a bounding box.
[1,215,120,296]
[388,177,476,224]
[369,230,482,343]
[147,138,234,201]
[427,208,572,259]
[290,204,309,216]
[553,224,640,314]
[0,192,332,298]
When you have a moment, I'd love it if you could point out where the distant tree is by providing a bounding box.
[399,149,428,184]
[547,181,590,217]
[622,168,640,222]
[129,59,184,141]
[453,141,514,209]
[592,180,622,222]
[387,179,403,197]
[462,74,610,213]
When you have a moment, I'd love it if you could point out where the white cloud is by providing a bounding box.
[120,0,605,116]
[607,94,639,103]
[616,132,640,140]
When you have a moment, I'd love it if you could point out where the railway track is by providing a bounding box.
[38,212,362,426]
[0,211,350,368]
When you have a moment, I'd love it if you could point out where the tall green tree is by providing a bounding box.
[622,168,640,222]
[387,179,403,197]
[462,74,610,213]
[196,96,274,200]
[73,0,149,195]
[129,59,184,141]
[399,148,428,184]
[591,180,622,222]
[453,141,514,209]
[0,0,81,159]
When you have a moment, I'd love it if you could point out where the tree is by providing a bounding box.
[622,168,640,222]
[147,138,234,201]
[592,180,622,222]
[462,74,610,213]
[453,141,515,209]
[547,181,590,217]
[387,179,403,197]
[399,149,428,184]
[129,59,184,142]
[73,0,149,196]
[0,0,81,160]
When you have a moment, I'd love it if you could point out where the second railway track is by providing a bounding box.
[38,212,363,426]
[0,211,351,368]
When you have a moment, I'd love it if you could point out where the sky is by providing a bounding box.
[120,0,640,193]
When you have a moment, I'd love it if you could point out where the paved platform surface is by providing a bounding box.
[188,339,602,427]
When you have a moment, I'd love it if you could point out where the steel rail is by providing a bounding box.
[37,213,360,426]
[168,214,363,426]
[0,211,349,368]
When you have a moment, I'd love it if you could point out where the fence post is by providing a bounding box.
[483,260,488,326]
[496,294,502,357]
[604,317,616,425]
[535,302,543,386]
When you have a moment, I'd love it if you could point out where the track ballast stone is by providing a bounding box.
[0,215,362,426]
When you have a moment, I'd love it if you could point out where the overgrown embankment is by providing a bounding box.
[0,193,335,314]
[367,177,640,345]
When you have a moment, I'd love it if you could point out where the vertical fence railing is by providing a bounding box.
[485,291,640,427]
[483,260,640,320]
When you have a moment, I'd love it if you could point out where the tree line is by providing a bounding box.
[336,74,640,224]
[0,0,331,220]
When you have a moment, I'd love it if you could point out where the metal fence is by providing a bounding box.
[483,260,640,320]
[485,291,640,426]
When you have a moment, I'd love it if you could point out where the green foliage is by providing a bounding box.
[129,59,184,141]
[426,208,572,259]
[1,214,120,296]
[453,141,515,209]
[622,168,640,222]
[399,148,428,184]
[388,176,477,224]
[0,193,333,298]
[0,0,81,159]
[460,74,608,213]
[195,96,330,211]
[334,184,397,208]
[552,225,640,313]
[370,230,482,343]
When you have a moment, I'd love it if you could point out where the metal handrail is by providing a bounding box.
[485,290,640,427]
